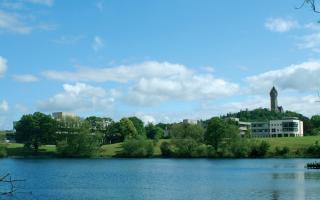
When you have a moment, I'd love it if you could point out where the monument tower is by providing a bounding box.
[270,86,283,112]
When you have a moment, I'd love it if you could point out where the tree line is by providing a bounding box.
[2,109,320,158]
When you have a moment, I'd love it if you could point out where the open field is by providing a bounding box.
[259,136,320,153]
[4,136,320,158]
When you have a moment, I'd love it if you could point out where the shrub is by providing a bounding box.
[118,137,154,157]
[160,141,173,157]
[231,140,250,158]
[0,143,7,157]
[249,141,270,158]
[274,146,290,156]
[305,142,320,157]
[57,132,101,158]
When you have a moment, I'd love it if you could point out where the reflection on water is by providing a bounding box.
[0,159,320,200]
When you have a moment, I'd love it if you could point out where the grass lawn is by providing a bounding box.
[6,143,57,157]
[258,135,320,153]
[4,136,320,158]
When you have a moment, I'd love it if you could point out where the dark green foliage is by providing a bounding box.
[15,112,57,152]
[119,118,138,139]
[145,123,164,140]
[0,143,7,157]
[249,141,270,158]
[56,124,101,157]
[205,117,239,151]
[160,141,173,157]
[171,139,199,157]
[305,141,320,157]
[118,137,154,157]
[128,117,145,136]
[170,123,205,142]
[160,139,207,158]
[85,116,113,134]
[105,122,123,144]
[230,139,251,158]
[274,146,290,156]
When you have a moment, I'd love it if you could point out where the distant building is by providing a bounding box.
[251,117,303,137]
[229,118,251,136]
[270,86,283,112]
[52,112,77,120]
[183,119,198,125]
[231,117,303,137]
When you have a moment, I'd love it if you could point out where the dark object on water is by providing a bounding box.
[306,162,320,169]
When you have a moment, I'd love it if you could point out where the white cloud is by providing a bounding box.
[92,36,104,51]
[0,56,7,77]
[38,83,117,113]
[13,74,38,82]
[246,60,320,93]
[265,18,298,32]
[43,61,191,82]
[128,75,239,105]
[0,100,9,112]
[24,0,54,6]
[0,10,32,34]
[298,33,320,51]
[134,112,156,124]
[43,61,239,106]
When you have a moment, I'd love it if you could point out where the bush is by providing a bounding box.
[57,132,101,158]
[274,146,290,156]
[231,140,250,158]
[118,137,154,157]
[249,141,270,158]
[0,143,7,157]
[160,141,173,157]
[305,142,320,157]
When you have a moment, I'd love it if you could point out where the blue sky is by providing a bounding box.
[1,0,320,129]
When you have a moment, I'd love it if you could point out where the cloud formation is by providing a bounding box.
[13,74,38,82]
[0,11,32,34]
[0,56,7,77]
[265,18,298,32]
[0,100,9,112]
[246,61,320,93]
[43,61,239,106]
[38,82,117,113]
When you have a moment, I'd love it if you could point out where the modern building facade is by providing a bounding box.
[251,117,303,137]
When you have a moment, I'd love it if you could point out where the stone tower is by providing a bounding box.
[270,86,278,112]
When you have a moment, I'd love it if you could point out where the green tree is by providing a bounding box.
[204,117,239,151]
[56,122,101,157]
[145,123,164,140]
[118,136,154,157]
[15,112,57,152]
[170,123,205,142]
[105,122,123,144]
[128,116,145,136]
[119,118,138,139]
[85,116,113,134]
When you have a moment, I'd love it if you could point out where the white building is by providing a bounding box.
[182,119,198,125]
[251,117,303,137]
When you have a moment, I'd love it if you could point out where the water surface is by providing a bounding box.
[0,158,319,200]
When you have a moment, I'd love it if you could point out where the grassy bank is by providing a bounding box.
[3,136,320,158]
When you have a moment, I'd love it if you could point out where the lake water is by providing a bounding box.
[0,158,320,200]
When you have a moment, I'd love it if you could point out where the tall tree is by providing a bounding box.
[128,116,145,136]
[119,118,138,139]
[204,117,239,151]
[15,112,57,152]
